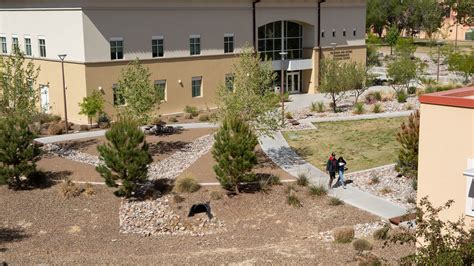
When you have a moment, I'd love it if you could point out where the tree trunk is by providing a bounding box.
[390,45,393,55]
[332,95,337,113]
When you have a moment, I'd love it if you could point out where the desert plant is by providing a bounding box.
[212,116,258,194]
[396,90,408,103]
[372,103,383,113]
[369,173,380,185]
[285,112,293,119]
[287,190,302,208]
[374,91,382,101]
[353,239,373,253]
[174,176,200,193]
[328,197,344,206]
[47,122,64,135]
[96,116,152,198]
[184,105,199,117]
[407,86,417,95]
[210,190,223,200]
[296,173,309,186]
[97,112,111,128]
[282,91,291,102]
[405,103,414,110]
[379,187,392,194]
[396,110,419,180]
[333,226,355,243]
[353,102,365,115]
[173,194,185,203]
[0,116,41,189]
[184,113,193,119]
[198,114,209,122]
[78,90,104,127]
[373,226,390,240]
[83,183,95,197]
[406,196,416,204]
[61,179,83,198]
[311,101,325,113]
[308,185,327,197]
[169,116,178,123]
[388,197,474,264]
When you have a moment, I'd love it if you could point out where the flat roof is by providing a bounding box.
[419,86,474,109]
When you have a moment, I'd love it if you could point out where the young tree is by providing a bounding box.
[96,116,152,197]
[215,46,279,136]
[347,63,374,104]
[212,116,258,194]
[389,197,474,264]
[395,110,419,180]
[447,51,474,84]
[319,59,350,112]
[394,38,416,58]
[116,59,159,124]
[387,56,424,95]
[78,90,104,127]
[386,25,400,56]
[0,46,40,118]
[0,116,41,189]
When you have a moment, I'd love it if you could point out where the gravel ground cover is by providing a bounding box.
[0,184,414,264]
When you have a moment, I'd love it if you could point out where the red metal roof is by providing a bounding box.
[419,86,474,109]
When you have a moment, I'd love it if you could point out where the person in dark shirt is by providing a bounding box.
[326,152,338,189]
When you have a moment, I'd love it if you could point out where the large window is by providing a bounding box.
[24,37,32,56]
[39,38,46,57]
[224,34,234,53]
[258,21,303,60]
[12,36,18,50]
[0,37,7,54]
[110,39,123,60]
[192,77,202,98]
[152,37,164,58]
[190,35,201,55]
[154,80,166,102]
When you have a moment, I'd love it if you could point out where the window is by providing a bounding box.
[152,37,164,58]
[39,38,46,57]
[321,30,325,38]
[466,171,474,217]
[24,37,32,56]
[257,21,303,60]
[154,80,166,102]
[342,29,346,37]
[112,84,125,106]
[332,29,336,37]
[353,28,357,36]
[190,35,201,55]
[12,36,18,50]
[224,34,234,54]
[0,37,6,54]
[110,38,123,60]
[191,77,202,98]
[225,73,234,91]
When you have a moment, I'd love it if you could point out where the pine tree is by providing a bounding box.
[0,116,41,189]
[96,116,152,197]
[396,110,420,180]
[212,116,258,194]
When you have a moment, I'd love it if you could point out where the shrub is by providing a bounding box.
[333,226,354,243]
[353,239,373,253]
[173,194,185,203]
[210,190,223,200]
[372,103,383,113]
[285,112,293,119]
[353,102,365,115]
[80,124,90,131]
[96,117,152,198]
[369,173,380,185]
[311,101,325,113]
[282,92,291,102]
[97,112,110,124]
[395,110,419,179]
[373,226,390,240]
[379,187,392,194]
[79,90,104,127]
[396,91,408,103]
[405,103,414,110]
[184,113,193,119]
[47,122,64,135]
[406,196,416,204]
[61,179,83,198]
[32,113,61,124]
[412,178,418,191]
[198,114,209,122]
[83,183,95,197]
[259,174,281,192]
[174,176,200,193]
[328,197,344,206]
[365,93,377,104]
[151,116,164,125]
[184,105,199,117]
[407,86,417,95]
[296,173,309,186]
[287,193,302,208]
[212,116,258,194]
[0,116,42,189]
[374,91,382,101]
[169,116,178,123]
[308,185,327,196]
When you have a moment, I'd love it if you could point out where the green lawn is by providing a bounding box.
[283,117,408,172]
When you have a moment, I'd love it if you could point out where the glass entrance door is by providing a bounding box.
[286,71,300,93]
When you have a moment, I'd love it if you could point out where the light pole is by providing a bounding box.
[330,43,337,59]
[436,40,443,83]
[279,51,287,126]
[58,54,68,134]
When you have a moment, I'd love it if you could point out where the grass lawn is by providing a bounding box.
[283,117,408,172]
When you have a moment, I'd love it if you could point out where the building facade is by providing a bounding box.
[0,0,366,124]
[418,86,474,230]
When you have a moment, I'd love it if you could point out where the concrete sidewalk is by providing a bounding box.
[259,131,408,220]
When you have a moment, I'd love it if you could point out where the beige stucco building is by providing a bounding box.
[418,86,474,230]
[0,0,366,124]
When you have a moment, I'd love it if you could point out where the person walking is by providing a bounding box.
[326,152,338,189]
[337,156,347,189]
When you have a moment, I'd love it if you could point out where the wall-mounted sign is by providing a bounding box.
[330,50,352,60]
